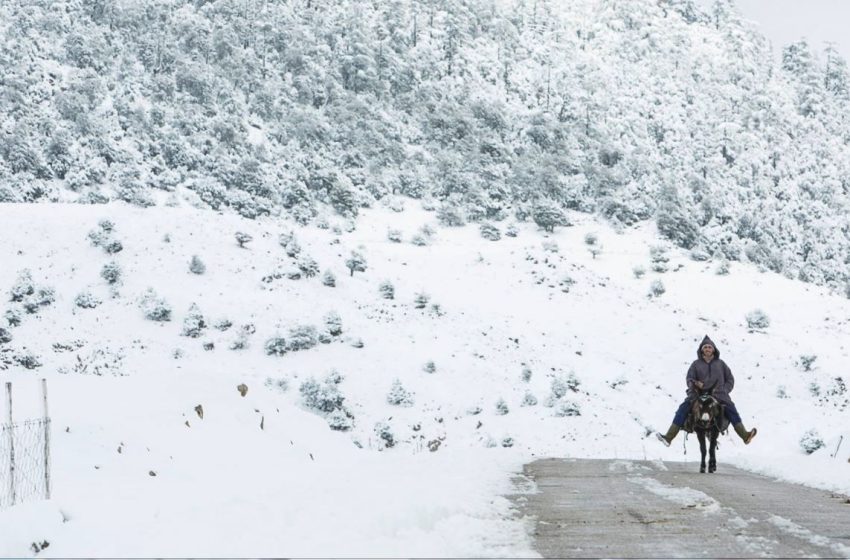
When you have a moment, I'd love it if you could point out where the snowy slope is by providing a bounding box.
[0,199,848,557]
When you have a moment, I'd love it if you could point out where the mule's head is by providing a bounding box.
[691,384,721,430]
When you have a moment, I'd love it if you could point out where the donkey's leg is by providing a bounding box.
[697,430,707,473]
[708,429,718,473]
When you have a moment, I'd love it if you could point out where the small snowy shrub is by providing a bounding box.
[139,289,171,321]
[189,255,206,275]
[648,280,665,297]
[505,224,519,237]
[559,275,576,293]
[480,223,501,241]
[297,256,320,278]
[104,240,123,254]
[650,246,669,273]
[716,260,730,276]
[4,309,21,327]
[467,405,483,416]
[411,233,428,246]
[799,429,825,454]
[423,360,436,374]
[279,232,301,257]
[74,292,101,309]
[542,240,559,253]
[414,292,430,309]
[288,325,318,351]
[809,382,821,397]
[10,270,35,302]
[584,232,599,246]
[495,398,509,415]
[264,377,289,393]
[230,332,250,350]
[521,391,538,406]
[324,311,343,336]
[182,303,206,338]
[327,409,353,431]
[776,385,789,399]
[521,366,532,382]
[0,328,11,344]
[501,437,514,448]
[633,266,646,279]
[554,400,581,417]
[325,369,344,385]
[374,421,395,448]
[379,281,395,300]
[745,309,770,330]
[827,376,847,397]
[300,377,345,413]
[264,336,288,356]
[235,231,253,248]
[345,251,367,276]
[437,203,465,227]
[799,354,817,372]
[532,201,569,232]
[387,229,403,243]
[214,318,233,331]
[101,261,122,285]
[14,351,42,370]
[322,270,336,287]
[386,378,414,407]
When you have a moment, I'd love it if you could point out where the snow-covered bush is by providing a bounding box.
[379,281,395,300]
[139,289,172,321]
[649,246,669,273]
[214,318,233,331]
[776,385,789,399]
[74,292,101,309]
[14,351,42,370]
[584,232,599,246]
[182,303,206,338]
[264,336,288,356]
[559,275,576,293]
[716,260,730,276]
[279,232,301,257]
[648,279,666,297]
[374,421,395,448]
[189,255,206,275]
[0,328,12,344]
[387,229,403,243]
[4,309,21,327]
[288,325,318,351]
[235,231,253,248]
[633,265,646,279]
[328,409,353,431]
[542,240,559,253]
[423,360,436,374]
[495,398,509,415]
[521,366,532,382]
[414,292,430,309]
[324,311,343,336]
[521,391,538,406]
[101,261,122,285]
[505,224,519,237]
[480,223,501,241]
[10,270,35,302]
[437,203,465,227]
[411,233,428,246]
[798,354,817,372]
[297,256,320,278]
[501,437,514,448]
[264,377,289,393]
[104,240,123,254]
[322,270,336,287]
[532,200,569,232]
[554,400,581,417]
[746,309,770,330]
[345,251,367,276]
[799,429,825,454]
[300,377,345,414]
[386,378,414,407]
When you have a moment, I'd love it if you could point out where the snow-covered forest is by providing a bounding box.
[3,0,850,289]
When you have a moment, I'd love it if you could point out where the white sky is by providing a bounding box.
[696,0,850,62]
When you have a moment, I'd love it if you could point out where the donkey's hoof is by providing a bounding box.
[700,466,706,473]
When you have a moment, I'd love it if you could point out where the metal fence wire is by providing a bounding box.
[1,417,51,509]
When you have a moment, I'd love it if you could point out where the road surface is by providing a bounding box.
[510,458,850,558]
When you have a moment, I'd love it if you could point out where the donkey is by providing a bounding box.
[689,385,726,473]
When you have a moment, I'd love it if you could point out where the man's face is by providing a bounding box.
[701,344,715,359]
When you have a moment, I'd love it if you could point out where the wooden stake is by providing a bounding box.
[42,378,51,499]
[5,382,15,506]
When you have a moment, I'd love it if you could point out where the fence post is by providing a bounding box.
[41,378,51,500]
[5,382,15,506]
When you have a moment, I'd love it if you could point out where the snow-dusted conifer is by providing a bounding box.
[379,281,395,300]
[182,303,206,338]
[189,255,206,275]
[386,378,414,406]
[345,251,367,276]
[322,270,336,287]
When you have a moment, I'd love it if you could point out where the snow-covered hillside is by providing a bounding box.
[1,199,848,557]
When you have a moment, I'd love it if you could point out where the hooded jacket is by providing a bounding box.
[686,335,735,405]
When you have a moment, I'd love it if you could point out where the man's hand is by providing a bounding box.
[694,380,704,390]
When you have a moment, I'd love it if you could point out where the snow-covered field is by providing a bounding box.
[1,200,848,557]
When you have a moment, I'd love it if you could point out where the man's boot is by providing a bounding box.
[655,424,680,447]
[734,423,757,444]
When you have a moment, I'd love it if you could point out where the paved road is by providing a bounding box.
[510,459,850,558]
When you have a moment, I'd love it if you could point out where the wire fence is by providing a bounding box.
[0,418,51,509]
[1,380,51,510]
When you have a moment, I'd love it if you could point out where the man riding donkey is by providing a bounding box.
[657,335,757,446]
